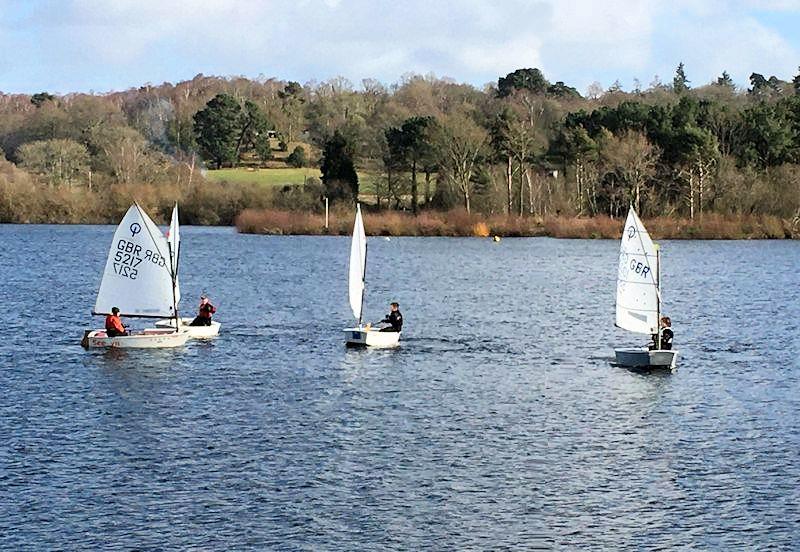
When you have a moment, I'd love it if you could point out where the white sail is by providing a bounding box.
[94,204,177,317]
[616,208,659,335]
[167,203,181,305]
[348,204,367,322]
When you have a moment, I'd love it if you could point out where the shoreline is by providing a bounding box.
[2,212,797,240]
[235,209,799,240]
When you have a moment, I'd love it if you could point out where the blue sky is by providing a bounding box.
[1,0,798,95]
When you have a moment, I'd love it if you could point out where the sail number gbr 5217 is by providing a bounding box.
[113,238,168,279]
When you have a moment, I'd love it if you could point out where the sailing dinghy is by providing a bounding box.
[343,204,400,348]
[82,203,189,348]
[153,204,221,338]
[614,208,678,369]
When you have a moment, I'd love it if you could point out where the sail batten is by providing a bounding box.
[94,204,177,318]
[348,204,367,322]
[616,208,659,335]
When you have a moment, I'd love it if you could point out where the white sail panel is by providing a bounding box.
[167,203,181,304]
[348,204,367,321]
[616,208,659,334]
[94,204,177,317]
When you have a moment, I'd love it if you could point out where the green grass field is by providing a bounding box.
[206,167,319,186]
[206,167,383,194]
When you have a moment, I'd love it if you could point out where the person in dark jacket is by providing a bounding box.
[650,316,673,350]
[190,295,217,326]
[379,302,403,332]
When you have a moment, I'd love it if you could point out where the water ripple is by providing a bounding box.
[0,228,798,550]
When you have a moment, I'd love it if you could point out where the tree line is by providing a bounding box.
[1,64,799,224]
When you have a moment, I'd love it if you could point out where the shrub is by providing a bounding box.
[287,146,307,168]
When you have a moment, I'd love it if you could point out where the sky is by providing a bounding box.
[0,0,799,95]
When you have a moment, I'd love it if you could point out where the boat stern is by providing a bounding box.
[615,347,678,369]
[344,328,368,347]
[650,349,678,369]
[344,327,401,348]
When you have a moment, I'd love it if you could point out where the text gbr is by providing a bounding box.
[629,258,651,279]
[112,238,167,280]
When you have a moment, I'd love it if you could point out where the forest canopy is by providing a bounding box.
[1,64,799,226]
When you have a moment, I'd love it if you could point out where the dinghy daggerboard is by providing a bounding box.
[614,207,677,368]
[343,204,400,348]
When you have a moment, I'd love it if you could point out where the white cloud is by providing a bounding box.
[543,0,657,81]
[639,1,799,88]
[1,0,798,92]
[457,35,544,75]
[661,14,798,86]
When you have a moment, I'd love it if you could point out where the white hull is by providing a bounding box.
[83,328,189,349]
[154,317,221,338]
[615,347,678,369]
[344,327,401,348]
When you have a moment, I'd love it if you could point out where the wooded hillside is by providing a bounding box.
[2,66,799,230]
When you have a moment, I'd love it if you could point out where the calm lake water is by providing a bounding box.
[1,225,798,550]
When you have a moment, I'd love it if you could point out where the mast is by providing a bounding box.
[172,205,181,277]
[170,204,181,333]
[656,247,661,350]
[359,241,368,327]
[168,241,180,333]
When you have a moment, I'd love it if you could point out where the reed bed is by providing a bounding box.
[2,166,794,239]
[236,209,798,239]
[644,214,791,239]
[236,209,546,237]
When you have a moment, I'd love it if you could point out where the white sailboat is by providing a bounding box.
[82,203,189,348]
[343,204,400,347]
[154,204,221,338]
[614,208,678,368]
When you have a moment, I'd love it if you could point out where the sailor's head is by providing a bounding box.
[111,307,120,315]
[390,302,399,311]
[200,295,208,304]
[660,316,671,328]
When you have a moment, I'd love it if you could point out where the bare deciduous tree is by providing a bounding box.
[599,130,659,215]
[18,138,89,187]
[438,112,488,213]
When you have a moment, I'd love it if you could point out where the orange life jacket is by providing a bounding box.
[105,314,125,333]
